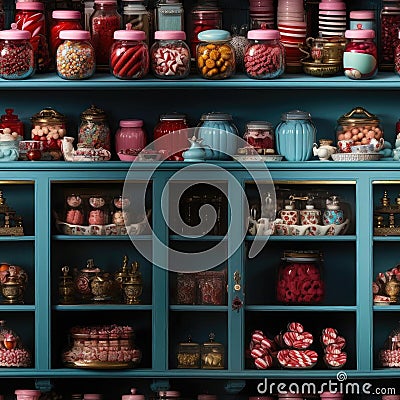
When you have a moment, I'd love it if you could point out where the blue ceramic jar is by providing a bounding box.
[275,110,316,161]
[196,112,238,160]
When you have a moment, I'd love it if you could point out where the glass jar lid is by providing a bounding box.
[155,30,186,40]
[52,10,82,19]
[119,119,143,128]
[178,335,200,348]
[345,29,375,39]
[80,105,108,121]
[281,110,312,121]
[246,121,274,130]
[159,113,186,121]
[59,30,91,40]
[282,250,322,261]
[198,29,231,42]
[337,106,380,126]
[31,107,66,124]
[202,332,222,347]
[0,24,30,40]
[200,112,232,121]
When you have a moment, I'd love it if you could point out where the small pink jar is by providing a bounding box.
[115,119,147,157]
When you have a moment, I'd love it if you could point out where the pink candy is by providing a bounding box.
[244,44,284,78]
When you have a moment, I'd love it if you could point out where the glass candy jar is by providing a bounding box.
[57,30,95,80]
[276,250,324,304]
[110,27,149,80]
[155,0,184,31]
[275,110,316,161]
[112,195,130,226]
[379,321,400,367]
[394,30,400,75]
[343,29,377,79]
[115,119,146,157]
[0,109,24,138]
[380,2,400,69]
[88,196,108,225]
[122,0,150,45]
[336,107,384,149]
[78,105,111,150]
[50,10,83,59]
[196,30,236,79]
[153,113,189,160]
[196,112,238,160]
[0,25,34,80]
[90,0,122,70]
[65,194,85,225]
[150,31,190,79]
[31,107,67,150]
[177,336,200,368]
[243,121,275,155]
[244,29,285,79]
[201,333,224,369]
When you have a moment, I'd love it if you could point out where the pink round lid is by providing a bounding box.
[59,29,91,40]
[52,10,81,19]
[114,28,146,41]
[15,1,44,10]
[345,29,375,38]
[319,2,346,10]
[119,119,143,128]
[0,23,31,39]
[154,30,186,40]
[248,29,280,40]
[349,10,375,19]
[94,0,116,3]
[15,390,41,395]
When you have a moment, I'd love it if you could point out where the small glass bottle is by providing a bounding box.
[110,26,149,79]
[0,109,24,138]
[88,196,108,225]
[189,0,222,57]
[277,250,324,304]
[0,25,35,80]
[343,29,377,80]
[57,30,95,80]
[153,113,189,160]
[90,0,122,70]
[243,121,275,155]
[65,194,85,225]
[380,1,400,70]
[244,29,285,79]
[150,30,190,79]
[50,10,83,59]
[115,119,146,156]
[155,0,184,31]
[78,105,111,150]
[196,30,236,79]
[122,0,150,45]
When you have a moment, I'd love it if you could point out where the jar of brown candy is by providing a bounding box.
[110,26,149,79]
[380,1,400,70]
[0,24,34,80]
[336,107,384,152]
[90,0,122,70]
[244,29,285,79]
[197,29,235,79]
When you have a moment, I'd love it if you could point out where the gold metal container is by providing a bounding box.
[177,336,200,368]
[122,261,143,304]
[201,333,224,369]
[59,266,75,304]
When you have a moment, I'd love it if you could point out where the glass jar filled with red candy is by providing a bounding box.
[276,250,324,305]
[50,10,82,59]
[111,26,149,79]
[90,0,122,70]
[380,1,400,70]
[153,113,189,161]
[0,25,35,80]
[343,29,377,80]
[14,1,51,73]
[243,121,275,155]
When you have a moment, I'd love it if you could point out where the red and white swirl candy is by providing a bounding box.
[277,349,318,368]
[249,330,274,369]
[321,328,347,368]
[283,331,313,349]
[321,328,338,346]
[324,352,347,368]
[152,45,190,77]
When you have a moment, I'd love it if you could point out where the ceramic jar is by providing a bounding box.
[115,119,146,156]
[275,110,316,161]
[278,204,298,225]
[299,204,321,225]
[349,10,376,32]
[323,196,345,225]
[196,112,238,160]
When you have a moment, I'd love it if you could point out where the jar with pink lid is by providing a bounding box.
[110,26,149,79]
[115,119,147,160]
[50,10,83,59]
[150,30,190,79]
[0,24,34,80]
[244,29,285,79]
[343,29,377,79]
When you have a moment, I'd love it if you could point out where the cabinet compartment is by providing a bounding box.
[373,182,400,236]
[245,311,357,370]
[51,309,152,369]
[245,241,356,306]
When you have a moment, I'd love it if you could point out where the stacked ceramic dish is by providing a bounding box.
[249,0,275,29]
[277,0,304,24]
[319,0,347,37]
[278,21,307,71]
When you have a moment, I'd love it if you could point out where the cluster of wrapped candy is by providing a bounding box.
[380,349,400,367]
[249,329,275,369]
[321,327,347,368]
[276,262,324,304]
[151,44,190,78]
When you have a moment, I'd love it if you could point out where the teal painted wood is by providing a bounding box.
[52,235,151,241]
[246,235,357,241]
[53,305,153,311]
[245,306,358,312]
[169,306,228,311]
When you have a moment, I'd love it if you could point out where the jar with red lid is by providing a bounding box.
[244,29,285,79]
[150,30,190,79]
[0,109,24,138]
[343,29,377,80]
[0,25,35,80]
[90,0,122,70]
[276,250,324,305]
[110,27,149,79]
[50,10,83,59]
[15,1,51,73]
[189,0,222,56]
[115,119,147,159]
[153,113,189,161]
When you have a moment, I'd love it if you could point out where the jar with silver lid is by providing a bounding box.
[243,121,275,154]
